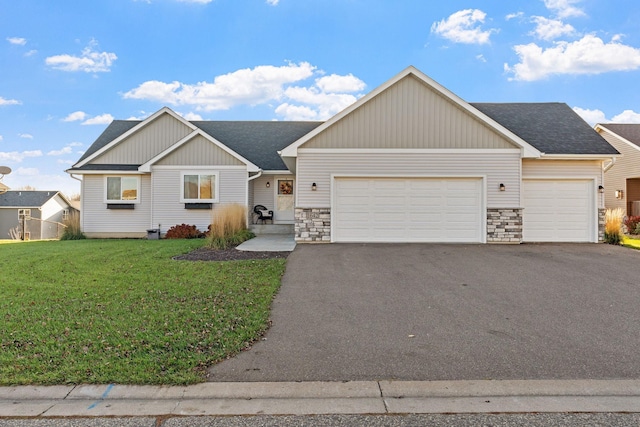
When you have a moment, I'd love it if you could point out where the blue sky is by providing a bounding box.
[1,0,640,195]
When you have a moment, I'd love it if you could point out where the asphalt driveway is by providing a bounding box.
[208,243,640,382]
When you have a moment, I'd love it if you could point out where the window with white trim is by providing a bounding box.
[181,172,218,202]
[62,209,69,221]
[18,209,31,219]
[105,176,140,203]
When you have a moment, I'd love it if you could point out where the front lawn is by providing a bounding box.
[0,239,286,385]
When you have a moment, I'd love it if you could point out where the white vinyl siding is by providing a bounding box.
[333,177,483,243]
[82,175,151,234]
[93,113,193,165]
[155,135,244,166]
[151,168,247,233]
[303,75,517,150]
[523,179,595,242]
[297,151,521,208]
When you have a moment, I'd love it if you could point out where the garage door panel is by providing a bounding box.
[523,180,594,242]
[334,177,483,243]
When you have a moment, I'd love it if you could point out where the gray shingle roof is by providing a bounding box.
[0,191,60,207]
[471,103,619,155]
[597,124,640,149]
[192,121,323,170]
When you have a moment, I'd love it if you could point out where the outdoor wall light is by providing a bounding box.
[499,183,506,192]
[311,182,317,191]
[266,181,270,188]
[598,185,605,194]
[615,189,624,199]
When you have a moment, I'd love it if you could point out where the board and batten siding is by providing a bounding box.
[522,159,603,207]
[93,113,193,165]
[303,75,516,150]
[151,168,248,233]
[599,131,640,213]
[81,174,152,236]
[155,135,244,166]
[296,151,521,208]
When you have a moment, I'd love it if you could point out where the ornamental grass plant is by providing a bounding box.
[604,208,624,245]
[208,203,254,249]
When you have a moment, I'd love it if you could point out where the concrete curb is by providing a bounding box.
[2,380,640,417]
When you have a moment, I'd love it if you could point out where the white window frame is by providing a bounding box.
[62,209,69,221]
[18,209,31,219]
[180,171,219,203]
[104,176,141,204]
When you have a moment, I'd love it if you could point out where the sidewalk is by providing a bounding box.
[3,380,640,417]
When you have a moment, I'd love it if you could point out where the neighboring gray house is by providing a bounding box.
[67,66,618,243]
[0,191,75,240]
[594,124,640,216]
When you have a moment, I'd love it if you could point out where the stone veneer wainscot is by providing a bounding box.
[295,208,331,242]
[487,208,523,243]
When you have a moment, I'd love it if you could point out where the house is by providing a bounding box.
[0,182,9,194]
[594,124,640,216]
[67,66,618,243]
[0,191,76,240]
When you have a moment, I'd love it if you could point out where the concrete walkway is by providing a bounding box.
[236,234,296,252]
[2,380,640,417]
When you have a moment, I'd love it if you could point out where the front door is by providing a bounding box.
[275,178,294,222]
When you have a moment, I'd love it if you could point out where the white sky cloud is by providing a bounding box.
[274,104,317,121]
[0,150,43,163]
[611,110,640,123]
[281,86,359,120]
[82,114,114,125]
[15,167,39,176]
[573,107,606,126]
[63,111,88,122]
[177,111,204,121]
[18,133,33,140]
[266,0,279,5]
[506,12,524,21]
[45,40,117,73]
[505,35,640,81]
[0,97,22,106]
[315,74,365,93]
[47,146,73,156]
[7,37,26,45]
[431,9,497,45]
[176,0,213,3]
[24,49,37,57]
[0,135,3,141]
[531,16,576,40]
[123,62,318,111]
[573,107,640,125]
[543,0,585,18]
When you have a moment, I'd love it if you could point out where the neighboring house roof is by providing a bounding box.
[471,103,619,156]
[595,124,640,150]
[0,191,66,208]
[0,182,9,191]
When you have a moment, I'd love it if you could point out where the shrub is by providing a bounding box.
[604,208,624,245]
[164,224,203,239]
[60,211,86,240]
[207,204,254,249]
[624,216,640,235]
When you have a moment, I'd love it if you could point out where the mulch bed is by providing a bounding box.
[173,245,290,262]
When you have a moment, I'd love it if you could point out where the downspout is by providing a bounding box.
[247,170,263,223]
[69,173,84,231]
[603,157,616,173]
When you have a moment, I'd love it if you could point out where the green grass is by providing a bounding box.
[0,239,286,385]
[622,235,640,249]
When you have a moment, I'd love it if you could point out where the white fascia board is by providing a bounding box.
[64,170,147,175]
[75,107,197,168]
[298,148,521,155]
[259,170,293,175]
[280,65,541,159]
[595,124,640,153]
[138,129,260,173]
[538,153,621,160]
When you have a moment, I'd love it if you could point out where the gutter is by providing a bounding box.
[603,157,616,173]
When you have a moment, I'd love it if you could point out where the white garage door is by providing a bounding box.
[523,179,594,242]
[333,177,483,243]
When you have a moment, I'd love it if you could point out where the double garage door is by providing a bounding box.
[333,177,483,243]
[333,177,596,243]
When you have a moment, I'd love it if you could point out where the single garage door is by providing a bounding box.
[523,179,594,242]
[333,177,483,243]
